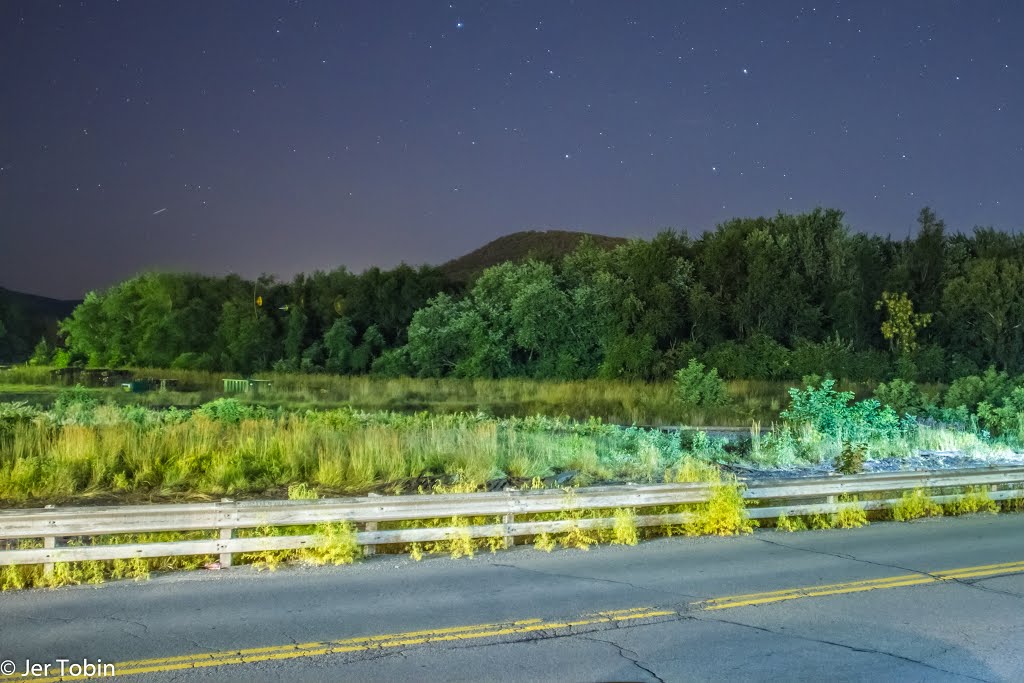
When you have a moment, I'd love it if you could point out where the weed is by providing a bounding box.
[835,443,866,474]
[892,489,942,521]
[533,532,556,552]
[774,512,807,532]
[832,495,869,528]
[1001,494,1024,513]
[809,514,834,530]
[611,508,639,546]
[667,455,721,484]
[943,487,998,516]
[684,479,754,536]
[444,517,475,559]
[302,522,361,565]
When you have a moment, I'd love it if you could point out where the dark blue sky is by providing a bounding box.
[2,1,1021,298]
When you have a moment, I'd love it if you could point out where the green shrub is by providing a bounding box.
[834,443,866,474]
[976,387,1024,442]
[782,378,901,445]
[52,385,98,425]
[943,368,1014,412]
[675,360,729,408]
[873,379,929,416]
[196,398,266,424]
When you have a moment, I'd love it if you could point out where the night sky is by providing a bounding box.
[2,1,1022,299]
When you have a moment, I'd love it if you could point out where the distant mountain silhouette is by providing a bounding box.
[0,287,80,362]
[439,230,627,282]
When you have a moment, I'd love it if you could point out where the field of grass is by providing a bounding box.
[0,397,703,505]
[0,366,876,426]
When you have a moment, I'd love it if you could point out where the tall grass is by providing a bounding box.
[0,400,708,504]
[0,366,828,426]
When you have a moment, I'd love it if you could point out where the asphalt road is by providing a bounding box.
[2,514,1024,682]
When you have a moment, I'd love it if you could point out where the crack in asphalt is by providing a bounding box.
[756,535,946,576]
[388,608,989,683]
[578,634,667,683]
[955,576,1024,600]
[489,562,701,600]
[101,612,151,640]
[694,612,993,683]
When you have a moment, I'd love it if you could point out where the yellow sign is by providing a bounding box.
[255,296,263,307]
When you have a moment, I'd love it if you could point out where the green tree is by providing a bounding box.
[28,337,52,366]
[322,317,356,373]
[942,259,1024,370]
[875,292,932,354]
[217,301,276,374]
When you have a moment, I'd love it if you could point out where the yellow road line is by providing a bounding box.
[700,559,1024,610]
[5,559,1023,681]
[0,610,675,682]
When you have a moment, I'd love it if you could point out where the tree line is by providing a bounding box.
[50,208,1024,382]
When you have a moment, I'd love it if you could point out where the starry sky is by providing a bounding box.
[2,1,1022,299]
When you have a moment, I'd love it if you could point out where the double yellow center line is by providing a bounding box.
[7,559,1024,681]
[699,559,1024,610]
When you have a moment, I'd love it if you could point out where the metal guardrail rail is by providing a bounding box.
[2,467,1024,573]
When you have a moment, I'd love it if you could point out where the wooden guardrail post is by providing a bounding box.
[42,504,57,577]
[219,499,236,568]
[364,493,380,556]
[363,522,377,556]
[43,535,55,577]
[503,513,515,548]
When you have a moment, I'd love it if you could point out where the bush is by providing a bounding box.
[873,379,929,416]
[943,368,1014,412]
[782,378,901,445]
[371,348,414,377]
[975,387,1024,441]
[675,360,729,408]
[195,398,267,424]
[700,341,750,380]
[172,352,216,371]
[52,385,98,425]
[834,444,866,474]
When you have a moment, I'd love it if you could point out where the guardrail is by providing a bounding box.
[3,467,1024,574]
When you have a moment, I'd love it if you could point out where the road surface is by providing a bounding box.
[2,514,1024,682]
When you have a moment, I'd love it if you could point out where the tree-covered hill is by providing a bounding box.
[439,230,627,283]
[0,287,80,363]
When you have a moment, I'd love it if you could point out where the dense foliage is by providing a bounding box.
[49,207,1024,381]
